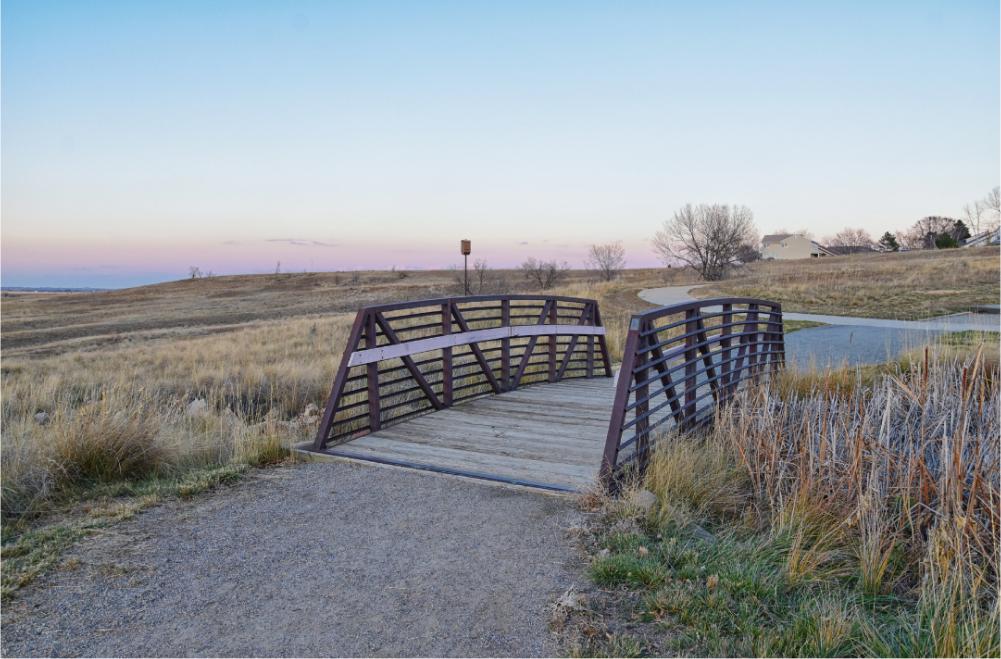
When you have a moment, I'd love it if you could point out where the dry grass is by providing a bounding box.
[1,314,355,520]
[695,247,1000,319]
[0,267,674,522]
[577,347,999,656]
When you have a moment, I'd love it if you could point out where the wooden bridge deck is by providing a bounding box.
[319,377,617,491]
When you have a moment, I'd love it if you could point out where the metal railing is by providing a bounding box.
[600,298,784,487]
[314,295,613,450]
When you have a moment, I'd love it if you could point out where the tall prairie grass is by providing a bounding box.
[630,347,1000,655]
[1,314,355,519]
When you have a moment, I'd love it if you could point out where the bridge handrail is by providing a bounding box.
[314,294,613,450]
[600,297,784,487]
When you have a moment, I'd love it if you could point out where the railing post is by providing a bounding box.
[593,304,613,377]
[586,302,595,378]
[442,301,453,406]
[501,298,511,391]
[774,304,785,369]
[548,298,557,383]
[600,316,641,489]
[720,303,733,396]
[365,311,381,432]
[635,322,651,472]
[683,309,697,428]
[747,303,760,377]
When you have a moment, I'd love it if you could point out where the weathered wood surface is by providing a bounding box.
[320,377,617,491]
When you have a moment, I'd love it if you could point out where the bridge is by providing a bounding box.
[309,294,784,491]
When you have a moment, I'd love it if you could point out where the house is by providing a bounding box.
[962,229,1001,248]
[761,234,834,260]
[824,245,878,256]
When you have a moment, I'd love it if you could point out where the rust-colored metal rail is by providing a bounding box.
[314,294,613,450]
[600,298,784,488]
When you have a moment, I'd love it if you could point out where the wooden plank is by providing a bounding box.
[332,437,599,487]
[327,377,614,490]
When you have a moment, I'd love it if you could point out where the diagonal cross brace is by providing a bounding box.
[374,312,444,410]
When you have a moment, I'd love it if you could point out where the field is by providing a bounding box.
[695,247,1000,319]
[0,266,680,596]
[2,251,999,654]
[565,342,999,657]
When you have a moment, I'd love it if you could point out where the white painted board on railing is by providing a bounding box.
[347,324,606,366]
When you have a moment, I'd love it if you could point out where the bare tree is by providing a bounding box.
[986,186,1000,215]
[449,260,508,294]
[188,266,202,279]
[448,258,508,292]
[964,201,986,235]
[826,228,873,248]
[520,258,569,289]
[652,204,757,281]
[585,242,626,281]
[473,259,490,291]
[735,242,761,264]
[974,186,1000,232]
[902,216,961,249]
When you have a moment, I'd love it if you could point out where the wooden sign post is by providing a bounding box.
[460,239,471,295]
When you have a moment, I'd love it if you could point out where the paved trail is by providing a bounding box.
[2,463,582,658]
[639,286,999,368]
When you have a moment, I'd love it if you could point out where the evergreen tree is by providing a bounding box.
[878,232,899,252]
[951,220,971,242]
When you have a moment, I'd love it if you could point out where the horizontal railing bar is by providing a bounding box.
[382,309,444,321]
[358,294,598,314]
[347,325,605,366]
[640,307,780,338]
[639,321,777,356]
[635,334,783,377]
[631,353,784,407]
[621,366,777,436]
[631,342,783,391]
[632,297,781,324]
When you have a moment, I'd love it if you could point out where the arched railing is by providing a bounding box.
[314,295,613,450]
[600,298,784,487]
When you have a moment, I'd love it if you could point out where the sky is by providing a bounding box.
[2,0,999,288]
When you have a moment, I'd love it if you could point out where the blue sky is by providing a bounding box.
[2,0,998,287]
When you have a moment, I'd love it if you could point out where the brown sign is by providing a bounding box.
[460,239,471,255]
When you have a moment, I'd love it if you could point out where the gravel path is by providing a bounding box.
[639,286,1000,332]
[638,285,998,368]
[2,462,583,657]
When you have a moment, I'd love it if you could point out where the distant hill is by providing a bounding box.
[2,286,110,293]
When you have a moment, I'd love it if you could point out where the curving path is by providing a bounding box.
[1,463,581,657]
[639,286,999,369]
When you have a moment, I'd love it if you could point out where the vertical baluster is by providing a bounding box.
[684,309,697,428]
[721,303,733,400]
[442,301,453,406]
[586,303,595,378]
[365,312,381,431]
[501,298,511,390]
[548,298,557,382]
[772,302,780,368]
[635,321,651,472]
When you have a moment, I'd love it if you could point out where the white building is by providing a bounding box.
[761,234,834,260]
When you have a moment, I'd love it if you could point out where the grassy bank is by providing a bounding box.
[694,247,1000,319]
[566,345,999,657]
[0,271,674,596]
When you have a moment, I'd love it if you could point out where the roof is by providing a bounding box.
[761,233,793,247]
[963,229,1001,248]
[824,245,877,255]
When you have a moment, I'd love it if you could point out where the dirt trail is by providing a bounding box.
[2,462,583,657]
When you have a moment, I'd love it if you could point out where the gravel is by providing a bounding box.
[2,462,584,657]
